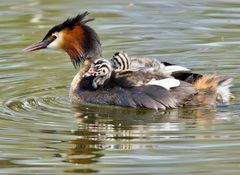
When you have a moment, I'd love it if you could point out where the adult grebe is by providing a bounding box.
[23,12,233,110]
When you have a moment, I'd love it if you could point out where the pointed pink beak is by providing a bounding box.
[23,40,50,52]
[84,66,97,77]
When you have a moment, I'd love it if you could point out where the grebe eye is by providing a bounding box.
[52,35,57,40]
[52,33,58,40]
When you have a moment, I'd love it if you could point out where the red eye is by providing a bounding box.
[52,35,57,40]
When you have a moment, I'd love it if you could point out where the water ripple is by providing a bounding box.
[0,0,240,174]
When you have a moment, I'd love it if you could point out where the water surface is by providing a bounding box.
[0,0,240,174]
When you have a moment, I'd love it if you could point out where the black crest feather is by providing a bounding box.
[43,11,94,40]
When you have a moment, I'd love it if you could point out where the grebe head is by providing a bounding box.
[84,58,113,89]
[23,12,102,68]
[111,51,131,71]
[85,58,113,77]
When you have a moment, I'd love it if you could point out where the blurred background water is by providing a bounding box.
[0,0,240,174]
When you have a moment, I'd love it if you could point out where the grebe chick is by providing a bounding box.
[111,51,131,71]
[84,58,113,89]
[84,51,132,89]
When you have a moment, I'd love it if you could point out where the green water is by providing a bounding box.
[0,0,240,174]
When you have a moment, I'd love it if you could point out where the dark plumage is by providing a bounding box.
[75,82,196,110]
[171,71,203,84]
[76,68,197,110]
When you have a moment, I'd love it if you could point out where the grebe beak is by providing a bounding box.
[23,40,50,52]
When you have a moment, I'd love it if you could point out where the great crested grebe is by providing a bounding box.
[23,12,233,110]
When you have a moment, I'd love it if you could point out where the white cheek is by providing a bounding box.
[47,33,63,49]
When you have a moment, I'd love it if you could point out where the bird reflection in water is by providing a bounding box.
[59,104,222,173]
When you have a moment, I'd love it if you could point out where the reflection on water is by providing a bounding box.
[1,99,240,175]
[60,105,240,174]
[0,0,240,174]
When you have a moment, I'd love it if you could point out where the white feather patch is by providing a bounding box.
[216,78,233,104]
[147,78,180,90]
[47,32,63,49]
[160,63,190,74]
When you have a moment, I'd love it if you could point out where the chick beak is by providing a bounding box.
[23,40,51,52]
[84,67,97,77]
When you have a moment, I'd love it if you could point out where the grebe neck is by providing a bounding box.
[70,59,91,93]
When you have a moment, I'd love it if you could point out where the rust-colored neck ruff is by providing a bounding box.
[61,26,85,63]
[61,24,102,68]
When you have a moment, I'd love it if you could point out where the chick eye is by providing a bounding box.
[96,60,103,64]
